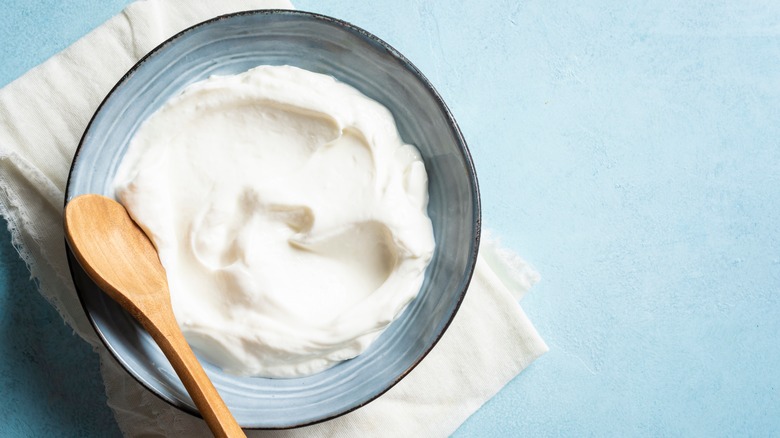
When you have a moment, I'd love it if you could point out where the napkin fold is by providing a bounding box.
[0,1,547,436]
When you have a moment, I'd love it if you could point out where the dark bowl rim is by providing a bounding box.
[64,8,481,430]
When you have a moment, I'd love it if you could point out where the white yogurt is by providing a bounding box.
[113,65,434,377]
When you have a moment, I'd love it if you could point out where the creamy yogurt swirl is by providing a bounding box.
[113,65,434,377]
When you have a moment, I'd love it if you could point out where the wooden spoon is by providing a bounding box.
[64,194,246,438]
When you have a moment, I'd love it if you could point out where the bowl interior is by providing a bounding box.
[66,10,479,429]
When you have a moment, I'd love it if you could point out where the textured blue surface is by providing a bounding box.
[0,222,122,437]
[2,0,780,436]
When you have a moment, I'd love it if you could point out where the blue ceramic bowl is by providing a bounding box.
[66,10,480,429]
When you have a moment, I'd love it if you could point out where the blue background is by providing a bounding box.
[1,1,778,436]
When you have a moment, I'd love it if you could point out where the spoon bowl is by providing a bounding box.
[64,194,246,438]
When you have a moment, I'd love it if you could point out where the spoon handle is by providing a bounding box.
[141,306,247,438]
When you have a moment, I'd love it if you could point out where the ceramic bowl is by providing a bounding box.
[66,10,480,429]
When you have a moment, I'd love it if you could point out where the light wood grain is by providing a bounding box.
[64,194,246,438]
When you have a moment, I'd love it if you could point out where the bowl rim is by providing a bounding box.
[64,8,481,429]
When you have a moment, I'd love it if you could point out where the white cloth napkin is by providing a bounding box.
[0,1,547,436]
